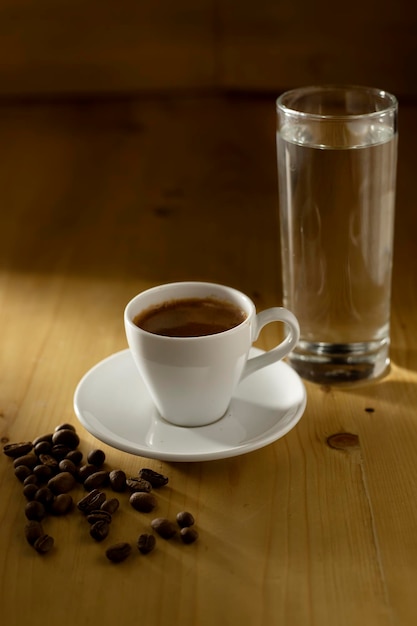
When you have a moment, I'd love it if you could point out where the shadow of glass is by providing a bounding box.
[390,348,417,374]
[328,360,417,409]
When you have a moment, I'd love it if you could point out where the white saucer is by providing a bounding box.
[73,348,307,462]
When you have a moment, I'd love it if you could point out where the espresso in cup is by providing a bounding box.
[125,282,300,427]
[133,297,247,337]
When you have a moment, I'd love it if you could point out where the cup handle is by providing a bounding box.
[241,307,300,380]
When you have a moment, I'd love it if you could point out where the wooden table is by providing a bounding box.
[0,95,416,626]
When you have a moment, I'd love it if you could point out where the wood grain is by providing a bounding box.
[0,0,415,97]
[0,96,416,626]
[218,0,417,98]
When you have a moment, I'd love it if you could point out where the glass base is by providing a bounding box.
[287,339,390,386]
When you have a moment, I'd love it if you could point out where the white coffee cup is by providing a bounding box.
[124,282,300,427]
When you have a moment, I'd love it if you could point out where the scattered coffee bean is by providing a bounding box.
[48,471,76,494]
[109,469,127,492]
[13,454,38,469]
[129,492,157,513]
[51,444,72,460]
[86,510,112,525]
[15,465,33,482]
[137,533,156,554]
[3,442,33,458]
[23,483,39,500]
[77,489,106,514]
[52,428,80,450]
[23,474,38,486]
[151,518,177,539]
[77,463,98,483]
[66,449,83,466]
[83,470,109,491]
[126,477,152,492]
[180,527,199,544]
[54,423,76,433]
[105,542,132,563]
[38,454,59,471]
[90,520,110,542]
[32,433,53,446]
[5,424,199,562]
[25,500,46,521]
[50,493,74,515]
[34,487,55,507]
[87,449,106,467]
[25,520,45,546]
[58,458,77,475]
[176,511,195,528]
[101,498,119,515]
[138,468,169,488]
[34,441,52,456]
[34,534,54,554]
[33,463,54,482]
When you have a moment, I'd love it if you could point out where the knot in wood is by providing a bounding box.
[326,432,360,451]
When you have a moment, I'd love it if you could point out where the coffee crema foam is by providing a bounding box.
[133,297,247,337]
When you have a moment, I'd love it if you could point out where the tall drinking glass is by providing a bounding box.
[276,85,398,384]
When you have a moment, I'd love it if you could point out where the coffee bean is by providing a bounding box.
[77,489,106,514]
[129,492,157,513]
[105,542,132,563]
[180,527,199,544]
[51,444,71,460]
[34,534,54,554]
[32,433,53,446]
[50,493,73,515]
[54,423,76,433]
[138,468,169,488]
[176,511,195,528]
[101,498,119,515]
[66,449,83,466]
[33,463,54,482]
[25,500,46,521]
[15,465,33,482]
[137,533,156,554]
[52,428,80,450]
[77,463,98,483]
[90,520,110,542]
[109,469,127,492]
[34,486,54,507]
[83,470,109,491]
[13,454,38,469]
[126,477,152,492]
[58,459,77,475]
[87,449,106,467]
[23,474,38,486]
[151,518,177,539]
[34,441,52,456]
[23,483,39,500]
[3,442,33,458]
[25,520,44,545]
[48,471,76,494]
[86,510,112,525]
[38,454,59,471]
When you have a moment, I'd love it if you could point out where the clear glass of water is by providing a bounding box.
[276,85,398,384]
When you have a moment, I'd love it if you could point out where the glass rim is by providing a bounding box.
[276,84,398,121]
